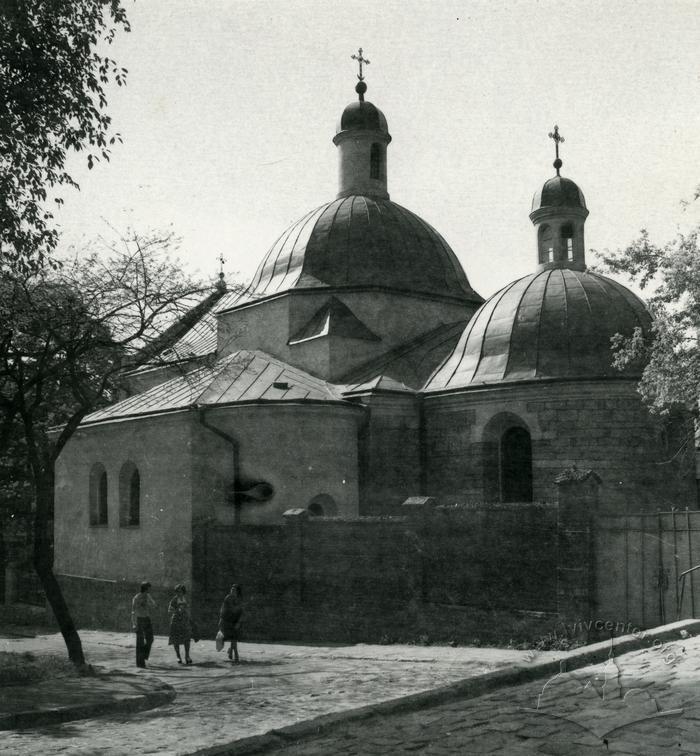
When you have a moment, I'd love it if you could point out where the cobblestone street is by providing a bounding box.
[273,635,700,755]
[0,629,542,755]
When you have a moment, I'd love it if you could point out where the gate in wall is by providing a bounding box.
[595,509,700,629]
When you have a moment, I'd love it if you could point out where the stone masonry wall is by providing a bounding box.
[191,504,558,645]
[424,380,695,514]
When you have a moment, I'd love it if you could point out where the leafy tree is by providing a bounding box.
[600,188,700,416]
[0,230,212,666]
[0,0,129,270]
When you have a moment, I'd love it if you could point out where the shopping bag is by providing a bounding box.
[215,630,224,652]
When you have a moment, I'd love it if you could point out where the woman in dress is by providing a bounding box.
[168,583,193,664]
[219,584,243,662]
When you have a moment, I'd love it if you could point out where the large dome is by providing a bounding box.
[426,267,650,390]
[216,195,481,311]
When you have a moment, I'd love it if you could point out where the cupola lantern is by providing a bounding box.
[529,126,589,272]
[333,48,391,200]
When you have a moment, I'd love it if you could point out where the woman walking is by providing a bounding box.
[168,583,193,664]
[219,584,243,662]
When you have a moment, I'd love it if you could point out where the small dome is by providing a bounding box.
[426,268,650,390]
[215,195,481,312]
[532,176,587,213]
[337,100,389,135]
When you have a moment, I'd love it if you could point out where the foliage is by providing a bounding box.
[0,651,77,685]
[0,229,209,665]
[0,0,129,270]
[599,188,700,415]
[1,229,208,467]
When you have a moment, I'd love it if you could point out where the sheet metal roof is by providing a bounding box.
[340,320,467,394]
[83,350,344,426]
[214,195,482,312]
[426,268,651,391]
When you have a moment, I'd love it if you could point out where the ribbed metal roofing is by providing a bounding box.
[214,196,481,312]
[531,176,587,212]
[341,320,467,393]
[337,100,389,135]
[83,350,344,425]
[426,268,651,391]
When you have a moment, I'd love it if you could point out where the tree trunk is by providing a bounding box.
[33,470,86,667]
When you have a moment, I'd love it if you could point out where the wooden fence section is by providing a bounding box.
[596,509,700,629]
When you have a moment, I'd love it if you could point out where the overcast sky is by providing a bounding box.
[57,0,700,300]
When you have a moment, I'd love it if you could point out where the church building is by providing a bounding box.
[53,56,694,626]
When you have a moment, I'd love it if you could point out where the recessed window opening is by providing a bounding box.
[89,464,108,526]
[119,462,141,526]
[539,225,553,264]
[500,427,533,502]
[308,493,337,517]
[561,223,574,261]
[370,143,381,180]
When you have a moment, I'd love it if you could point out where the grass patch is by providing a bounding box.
[0,651,77,686]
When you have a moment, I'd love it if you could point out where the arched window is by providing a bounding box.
[89,463,108,526]
[539,225,553,264]
[370,143,381,180]
[308,493,337,517]
[119,462,141,526]
[561,223,574,261]
[500,427,533,502]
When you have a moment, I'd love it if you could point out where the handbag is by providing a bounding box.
[215,630,224,652]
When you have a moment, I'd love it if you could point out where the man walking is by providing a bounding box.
[132,581,155,668]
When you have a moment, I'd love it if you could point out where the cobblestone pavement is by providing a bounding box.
[273,634,700,755]
[0,629,544,755]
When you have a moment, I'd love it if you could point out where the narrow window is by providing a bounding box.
[129,469,140,525]
[539,225,553,264]
[500,427,533,502]
[89,463,108,526]
[119,462,141,526]
[370,143,381,180]
[561,223,574,261]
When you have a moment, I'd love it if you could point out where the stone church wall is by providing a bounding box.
[216,289,474,381]
[423,380,695,514]
[357,392,422,515]
[54,413,198,616]
[191,403,364,524]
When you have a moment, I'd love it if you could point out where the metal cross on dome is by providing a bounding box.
[351,48,370,81]
[549,125,565,175]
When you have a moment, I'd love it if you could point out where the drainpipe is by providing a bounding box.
[195,405,241,526]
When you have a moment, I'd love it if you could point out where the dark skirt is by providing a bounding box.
[168,609,191,645]
[219,601,242,642]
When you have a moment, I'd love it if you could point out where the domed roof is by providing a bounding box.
[337,100,389,135]
[532,176,587,213]
[426,268,650,391]
[215,195,481,312]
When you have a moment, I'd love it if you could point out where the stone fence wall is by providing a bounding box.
[191,500,560,645]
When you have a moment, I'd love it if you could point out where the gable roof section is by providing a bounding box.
[288,297,380,345]
[127,285,227,375]
[82,350,344,426]
[340,320,468,394]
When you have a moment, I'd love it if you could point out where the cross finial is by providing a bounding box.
[548,125,565,176]
[216,253,227,290]
[351,47,370,81]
